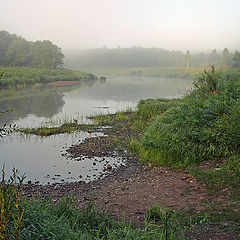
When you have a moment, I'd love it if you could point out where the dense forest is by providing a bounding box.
[0,30,64,68]
[65,47,240,69]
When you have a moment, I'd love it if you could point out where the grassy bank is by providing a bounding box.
[14,67,240,238]
[123,67,240,200]
[91,67,240,233]
[1,170,208,240]
[17,199,205,240]
[90,66,240,80]
[0,66,96,88]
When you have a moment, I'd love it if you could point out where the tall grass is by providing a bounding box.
[18,199,203,240]
[134,67,240,171]
[0,166,25,240]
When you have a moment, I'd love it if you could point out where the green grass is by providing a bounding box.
[17,198,210,240]
[137,70,240,166]
[125,68,240,203]
[19,121,96,136]
[0,66,96,88]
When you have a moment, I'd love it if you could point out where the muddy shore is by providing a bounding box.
[20,113,238,239]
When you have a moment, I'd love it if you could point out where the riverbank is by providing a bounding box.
[81,65,240,80]
[18,67,240,238]
[0,66,96,88]
[19,110,239,239]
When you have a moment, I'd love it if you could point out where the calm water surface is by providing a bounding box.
[0,76,191,184]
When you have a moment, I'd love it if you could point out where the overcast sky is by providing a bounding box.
[1,0,239,52]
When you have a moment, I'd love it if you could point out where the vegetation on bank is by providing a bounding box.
[137,67,240,168]
[0,67,96,88]
[19,121,95,136]
[1,168,210,240]
[0,30,64,68]
[92,67,240,204]
[1,67,238,239]
[90,65,240,80]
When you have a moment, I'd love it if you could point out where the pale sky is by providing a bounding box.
[1,0,239,52]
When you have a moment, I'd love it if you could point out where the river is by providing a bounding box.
[0,76,191,184]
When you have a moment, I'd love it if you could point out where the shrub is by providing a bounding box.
[140,68,240,168]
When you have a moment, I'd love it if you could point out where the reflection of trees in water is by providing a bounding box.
[0,93,64,125]
[0,79,98,126]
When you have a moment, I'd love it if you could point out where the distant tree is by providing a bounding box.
[185,50,190,68]
[5,39,30,66]
[29,40,64,68]
[222,48,229,65]
[233,50,240,67]
[0,30,17,65]
[0,30,64,68]
[209,49,220,65]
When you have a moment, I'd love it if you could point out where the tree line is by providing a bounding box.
[0,30,64,68]
[65,47,240,69]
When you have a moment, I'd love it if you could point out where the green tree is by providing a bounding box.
[233,50,240,67]
[5,39,30,66]
[209,49,220,65]
[0,30,17,65]
[29,40,64,68]
[222,48,229,65]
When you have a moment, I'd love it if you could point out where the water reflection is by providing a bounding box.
[0,131,125,185]
[0,76,191,184]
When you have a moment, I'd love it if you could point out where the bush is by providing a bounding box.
[140,68,240,168]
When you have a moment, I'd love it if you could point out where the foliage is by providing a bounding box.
[137,68,240,168]
[0,30,64,68]
[19,121,95,136]
[0,109,15,138]
[0,66,96,88]
[0,166,25,240]
[222,48,230,65]
[193,65,221,92]
[17,198,201,240]
[146,204,208,237]
[233,50,240,67]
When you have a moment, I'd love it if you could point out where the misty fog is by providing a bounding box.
[1,0,239,52]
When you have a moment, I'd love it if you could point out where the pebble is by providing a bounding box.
[107,164,112,169]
